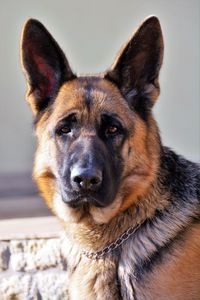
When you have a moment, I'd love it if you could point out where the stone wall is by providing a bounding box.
[0,237,69,300]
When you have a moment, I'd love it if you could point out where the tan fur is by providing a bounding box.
[141,223,200,299]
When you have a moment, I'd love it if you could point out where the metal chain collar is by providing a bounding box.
[82,222,142,260]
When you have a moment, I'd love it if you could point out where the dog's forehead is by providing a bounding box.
[51,77,132,121]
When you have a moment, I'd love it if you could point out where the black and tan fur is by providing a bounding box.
[21,16,200,299]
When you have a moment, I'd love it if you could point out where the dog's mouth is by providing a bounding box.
[61,190,106,209]
[68,196,104,209]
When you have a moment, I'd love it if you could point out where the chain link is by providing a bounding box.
[82,222,142,260]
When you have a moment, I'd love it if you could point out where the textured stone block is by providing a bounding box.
[0,271,69,300]
[0,272,35,300]
[0,242,10,271]
[9,238,67,272]
[0,236,69,299]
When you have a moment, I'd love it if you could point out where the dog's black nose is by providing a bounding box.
[71,167,102,191]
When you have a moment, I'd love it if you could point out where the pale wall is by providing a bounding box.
[0,0,199,174]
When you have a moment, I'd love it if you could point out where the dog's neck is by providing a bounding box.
[63,176,169,252]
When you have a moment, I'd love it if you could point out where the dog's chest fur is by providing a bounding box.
[64,220,200,300]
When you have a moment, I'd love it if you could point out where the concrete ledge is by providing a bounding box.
[0,216,62,240]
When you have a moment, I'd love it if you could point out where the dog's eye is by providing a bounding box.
[60,126,71,134]
[56,114,77,136]
[105,125,119,136]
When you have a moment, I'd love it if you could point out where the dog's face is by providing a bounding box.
[37,78,132,210]
[21,17,163,224]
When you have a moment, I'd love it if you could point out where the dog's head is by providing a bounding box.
[21,17,163,224]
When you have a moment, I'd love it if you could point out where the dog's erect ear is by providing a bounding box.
[105,16,163,117]
[21,19,75,115]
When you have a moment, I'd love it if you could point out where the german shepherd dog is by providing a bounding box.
[21,16,200,299]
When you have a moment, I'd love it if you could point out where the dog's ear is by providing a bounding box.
[21,19,75,115]
[105,16,163,118]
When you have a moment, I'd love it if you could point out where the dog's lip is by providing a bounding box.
[61,191,105,208]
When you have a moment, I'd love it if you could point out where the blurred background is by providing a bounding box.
[0,0,199,218]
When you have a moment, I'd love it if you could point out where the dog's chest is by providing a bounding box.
[67,253,144,300]
[64,223,200,300]
[65,242,142,300]
[67,254,119,299]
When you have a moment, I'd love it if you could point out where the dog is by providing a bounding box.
[21,16,200,299]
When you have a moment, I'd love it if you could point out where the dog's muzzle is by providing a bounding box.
[59,163,105,208]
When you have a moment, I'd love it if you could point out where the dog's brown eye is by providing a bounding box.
[60,126,71,134]
[56,114,77,136]
[105,126,118,135]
